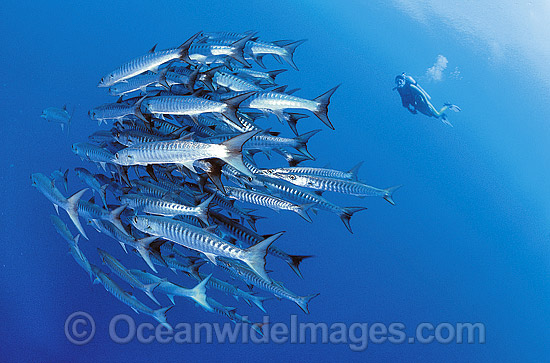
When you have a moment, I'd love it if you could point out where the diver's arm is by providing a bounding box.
[407,104,417,114]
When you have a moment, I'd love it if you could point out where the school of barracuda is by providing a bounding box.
[34,31,400,330]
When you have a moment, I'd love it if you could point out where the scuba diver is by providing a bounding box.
[394,72,460,126]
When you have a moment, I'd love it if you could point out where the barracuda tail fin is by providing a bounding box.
[179,31,202,64]
[229,33,256,68]
[267,69,287,83]
[143,283,161,306]
[222,91,256,127]
[287,254,314,278]
[152,306,174,327]
[312,85,340,130]
[295,129,321,160]
[109,204,129,235]
[383,185,402,205]
[296,293,320,314]
[136,236,159,273]
[196,194,215,225]
[280,39,307,70]
[220,130,260,176]
[190,274,213,311]
[339,206,367,234]
[198,158,226,194]
[286,113,309,136]
[293,203,315,223]
[66,188,89,240]
[244,231,284,282]
[200,66,223,91]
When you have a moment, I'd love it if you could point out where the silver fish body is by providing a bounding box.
[131,214,282,282]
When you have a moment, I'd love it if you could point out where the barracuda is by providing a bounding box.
[189,33,255,67]
[260,177,366,233]
[131,214,283,283]
[71,142,115,171]
[41,105,72,132]
[88,218,159,273]
[50,168,69,193]
[120,193,214,225]
[206,129,320,159]
[112,130,259,177]
[193,272,268,312]
[142,91,254,127]
[50,215,93,281]
[130,269,212,311]
[90,264,173,326]
[108,71,167,96]
[114,129,172,147]
[228,67,286,85]
[88,96,148,125]
[31,173,89,239]
[78,199,127,235]
[238,86,339,129]
[260,161,364,181]
[97,248,161,305]
[75,167,108,208]
[210,210,312,278]
[273,173,402,205]
[98,32,200,87]
[224,186,313,222]
[216,258,319,314]
[201,69,263,92]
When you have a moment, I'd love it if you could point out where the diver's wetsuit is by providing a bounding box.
[394,73,459,126]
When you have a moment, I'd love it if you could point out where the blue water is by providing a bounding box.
[1,0,549,361]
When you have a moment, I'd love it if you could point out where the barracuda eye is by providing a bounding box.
[288,175,296,180]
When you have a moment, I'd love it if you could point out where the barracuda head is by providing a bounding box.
[131,215,154,234]
[113,150,134,166]
[98,73,116,87]
[273,173,316,188]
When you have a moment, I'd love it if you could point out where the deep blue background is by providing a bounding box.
[1,0,549,361]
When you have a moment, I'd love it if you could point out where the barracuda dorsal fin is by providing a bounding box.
[347,161,364,181]
[148,44,158,53]
[271,85,287,93]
